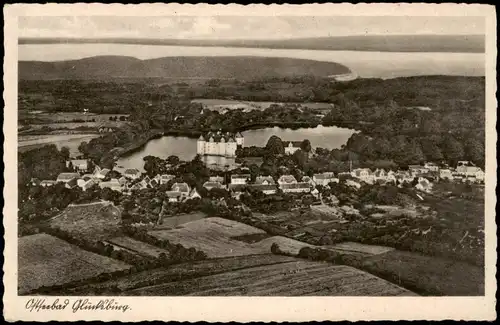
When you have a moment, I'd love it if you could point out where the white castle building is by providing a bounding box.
[197,131,244,157]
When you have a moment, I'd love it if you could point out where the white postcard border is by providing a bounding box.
[3,3,497,322]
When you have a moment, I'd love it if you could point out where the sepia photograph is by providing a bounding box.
[3,3,497,322]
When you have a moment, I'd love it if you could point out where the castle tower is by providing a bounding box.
[197,135,205,155]
[218,137,226,156]
[235,132,244,147]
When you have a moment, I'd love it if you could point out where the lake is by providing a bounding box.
[116,125,357,171]
[18,44,485,79]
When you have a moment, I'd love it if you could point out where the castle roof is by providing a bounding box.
[202,131,239,143]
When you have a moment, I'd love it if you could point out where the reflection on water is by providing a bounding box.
[116,125,357,171]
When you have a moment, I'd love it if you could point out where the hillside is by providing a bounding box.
[20,34,485,53]
[18,56,351,80]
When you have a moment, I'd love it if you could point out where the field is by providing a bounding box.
[148,217,268,258]
[48,201,123,241]
[328,242,395,257]
[359,250,484,296]
[192,99,333,113]
[128,259,416,296]
[55,254,298,294]
[18,133,99,156]
[56,254,415,296]
[18,233,130,294]
[158,212,207,229]
[105,236,171,258]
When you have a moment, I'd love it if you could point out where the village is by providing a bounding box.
[32,146,485,204]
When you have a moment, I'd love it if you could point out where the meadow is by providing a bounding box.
[48,201,123,241]
[18,233,130,294]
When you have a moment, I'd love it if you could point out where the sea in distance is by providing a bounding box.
[19,44,485,79]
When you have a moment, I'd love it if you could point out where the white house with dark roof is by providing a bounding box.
[67,159,88,172]
[277,175,298,185]
[312,172,338,186]
[283,141,302,155]
[160,174,175,185]
[203,181,224,191]
[172,182,191,195]
[351,168,374,184]
[209,176,225,184]
[56,172,80,184]
[231,174,251,185]
[255,176,275,185]
[280,182,311,193]
[99,179,122,192]
[124,168,141,180]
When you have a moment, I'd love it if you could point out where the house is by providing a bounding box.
[40,180,56,187]
[150,179,159,187]
[408,165,429,175]
[67,159,88,172]
[56,172,80,184]
[203,181,224,191]
[228,184,247,198]
[345,179,361,190]
[311,188,320,198]
[93,166,110,179]
[118,176,128,186]
[171,182,191,196]
[312,172,338,186]
[124,168,141,180]
[189,188,202,199]
[160,174,176,185]
[65,178,78,189]
[424,162,440,172]
[283,141,302,155]
[280,182,311,193]
[209,176,224,184]
[277,175,298,185]
[415,177,433,193]
[166,191,183,203]
[153,174,162,184]
[138,179,150,189]
[373,169,387,180]
[385,171,397,184]
[351,168,374,184]
[248,184,278,195]
[439,169,454,181]
[99,179,122,192]
[255,176,275,185]
[230,174,251,185]
[456,165,484,178]
[301,176,316,187]
[79,178,97,191]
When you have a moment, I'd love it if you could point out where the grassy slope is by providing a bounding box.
[20,34,485,52]
[19,234,130,294]
[359,250,484,296]
[19,56,351,80]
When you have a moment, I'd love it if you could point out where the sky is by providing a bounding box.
[19,16,485,40]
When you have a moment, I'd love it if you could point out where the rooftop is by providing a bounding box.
[57,173,80,180]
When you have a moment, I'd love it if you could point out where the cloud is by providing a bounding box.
[18,16,485,39]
